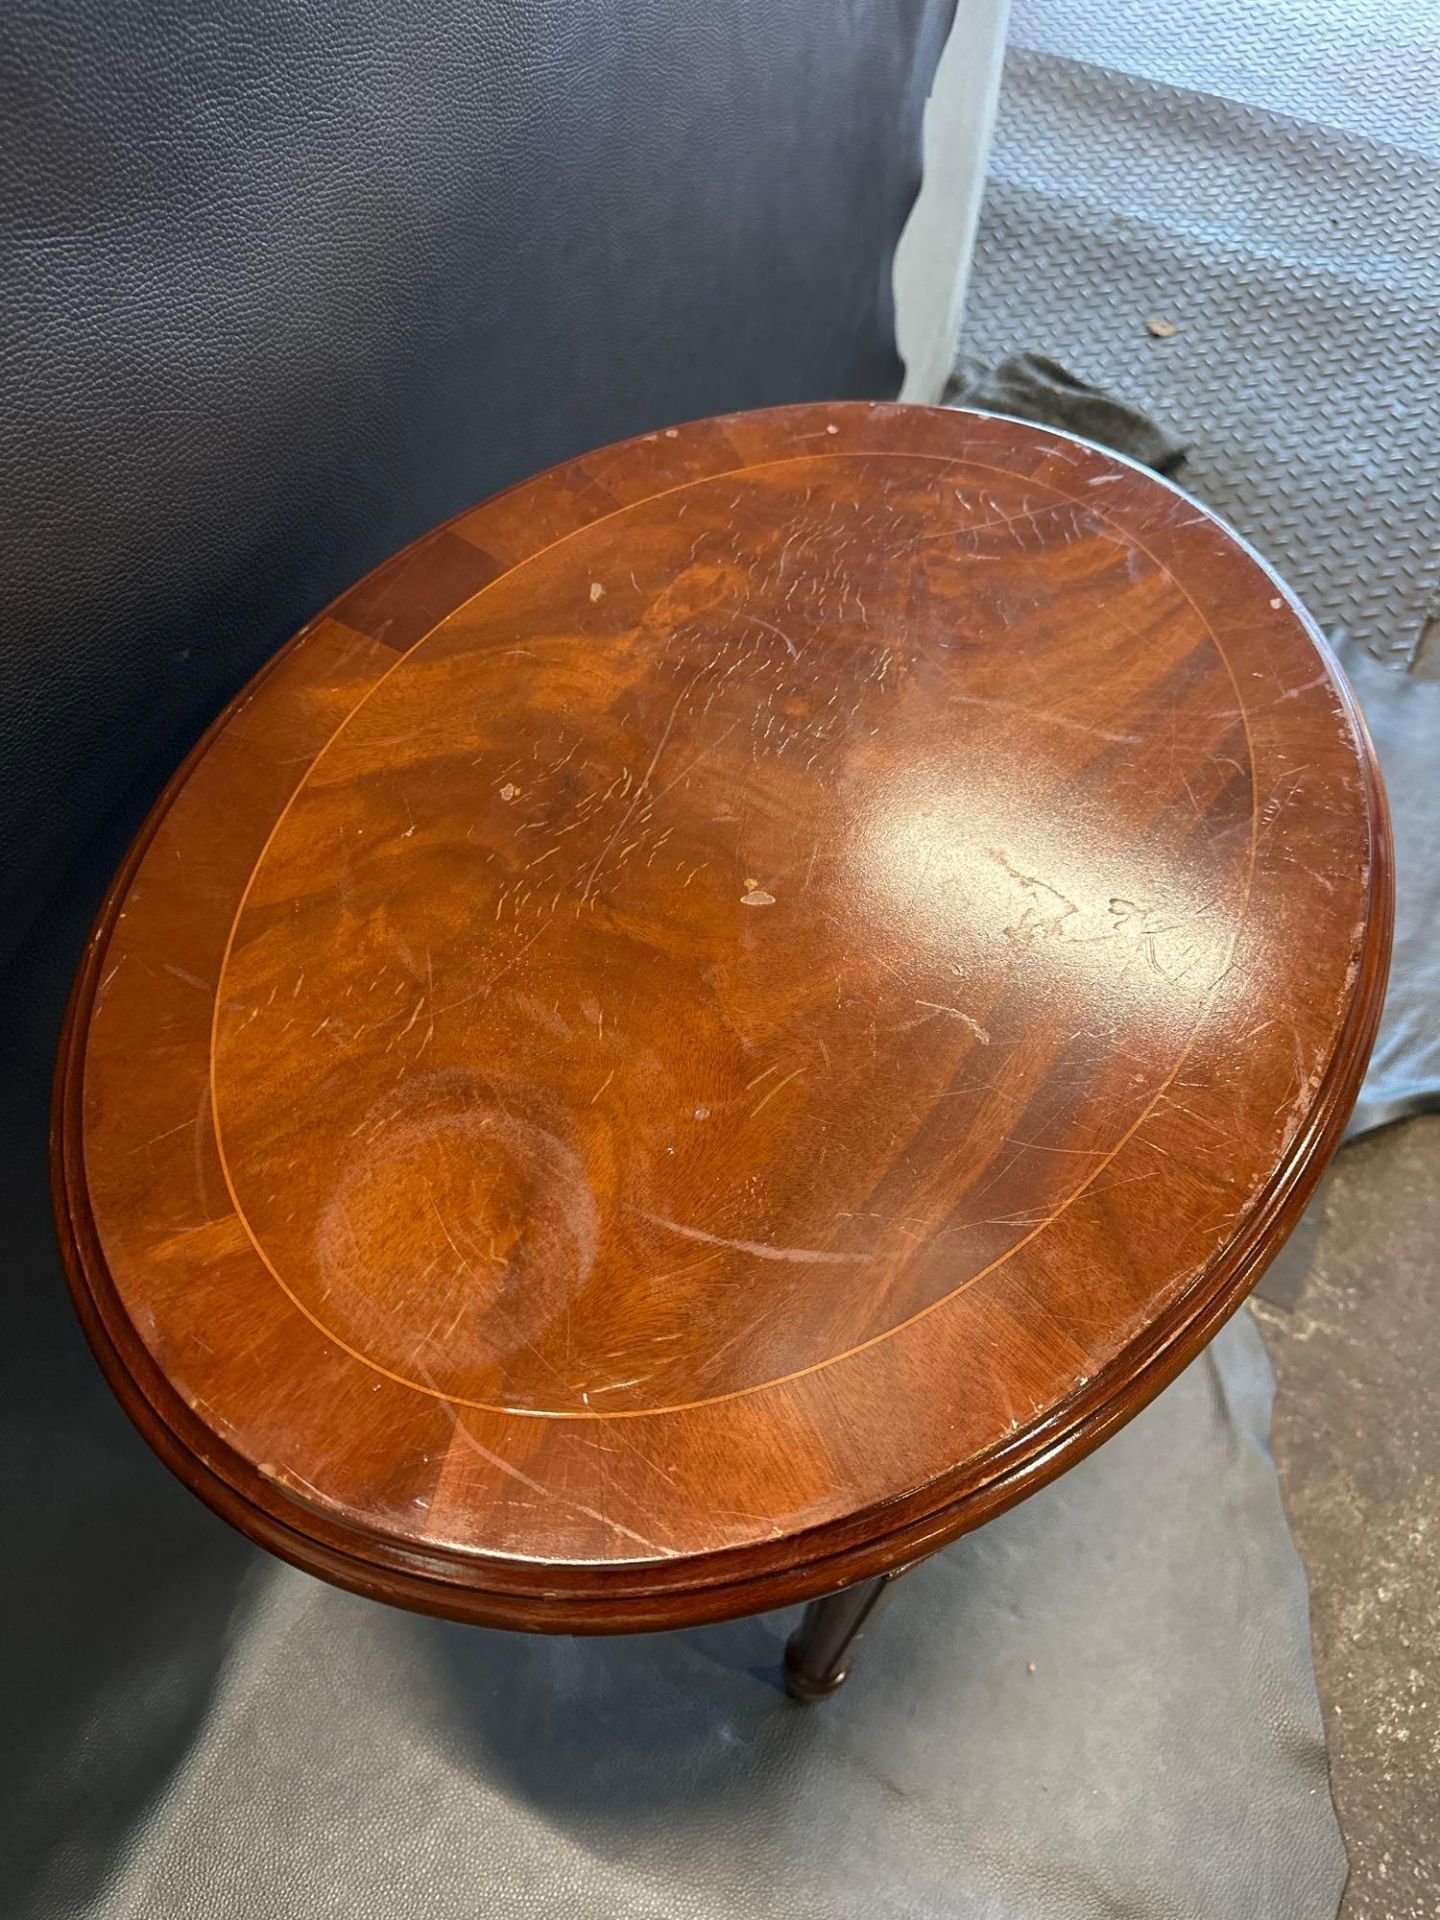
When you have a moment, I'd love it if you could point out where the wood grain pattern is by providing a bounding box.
[53,403,1391,1631]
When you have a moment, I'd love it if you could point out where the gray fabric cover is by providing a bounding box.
[946,350,1189,473]
[1331,639,1440,1136]
[57,1318,1346,1919]
[1,818,1345,1919]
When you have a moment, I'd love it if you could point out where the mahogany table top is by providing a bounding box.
[54,403,1391,1630]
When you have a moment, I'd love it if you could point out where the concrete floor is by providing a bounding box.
[1253,1116,1440,1918]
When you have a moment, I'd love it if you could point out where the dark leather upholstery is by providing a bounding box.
[0,0,952,962]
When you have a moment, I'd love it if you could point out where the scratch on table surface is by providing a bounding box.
[744,614,801,659]
[750,1063,805,1115]
[257,1462,334,1507]
[125,1117,195,1155]
[914,1001,990,1044]
[990,849,1077,911]
[629,1207,865,1266]
[161,962,211,993]
[948,692,1141,746]
[578,684,688,904]
[439,1410,678,1558]
[590,1068,616,1105]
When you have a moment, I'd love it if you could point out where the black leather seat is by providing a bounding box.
[0,6,952,1911]
[1,0,954,968]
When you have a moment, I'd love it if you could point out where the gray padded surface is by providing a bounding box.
[1,802,1346,1920]
[1331,638,1440,1135]
[85,1319,1341,1920]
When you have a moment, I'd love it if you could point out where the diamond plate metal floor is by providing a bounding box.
[1008,0,1440,160]
[964,24,1440,670]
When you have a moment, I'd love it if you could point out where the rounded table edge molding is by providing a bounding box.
[51,402,1394,1633]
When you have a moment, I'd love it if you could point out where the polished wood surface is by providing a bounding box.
[54,403,1391,1631]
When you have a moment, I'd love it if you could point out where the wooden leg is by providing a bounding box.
[783,1567,907,1701]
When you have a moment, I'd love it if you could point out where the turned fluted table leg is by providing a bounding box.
[783,1565,913,1701]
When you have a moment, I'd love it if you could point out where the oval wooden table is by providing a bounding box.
[54,403,1391,1700]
